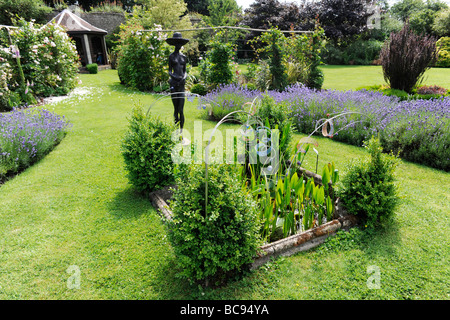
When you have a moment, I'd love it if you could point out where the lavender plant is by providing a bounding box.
[205,83,450,171]
[200,84,261,121]
[0,108,71,180]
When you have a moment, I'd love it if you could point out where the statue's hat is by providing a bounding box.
[166,32,189,46]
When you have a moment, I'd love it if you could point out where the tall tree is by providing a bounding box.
[205,0,240,26]
[390,0,448,34]
[186,0,210,15]
[390,0,425,22]
[299,0,374,42]
[128,0,190,29]
[432,8,450,36]
[242,0,301,30]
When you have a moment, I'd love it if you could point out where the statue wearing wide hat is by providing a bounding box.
[166,32,189,131]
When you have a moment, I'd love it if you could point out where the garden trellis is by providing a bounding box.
[139,25,315,58]
[139,25,314,34]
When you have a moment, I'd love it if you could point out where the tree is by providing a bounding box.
[0,0,52,25]
[390,0,425,22]
[390,0,448,22]
[299,0,374,43]
[409,8,438,35]
[433,9,450,36]
[127,0,191,30]
[241,0,300,31]
[186,0,210,15]
[381,13,404,37]
[204,0,240,26]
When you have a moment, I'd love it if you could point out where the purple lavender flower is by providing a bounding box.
[0,108,71,175]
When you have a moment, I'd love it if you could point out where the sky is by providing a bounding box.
[235,0,450,10]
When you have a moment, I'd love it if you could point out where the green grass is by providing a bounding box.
[0,69,448,300]
[319,65,450,91]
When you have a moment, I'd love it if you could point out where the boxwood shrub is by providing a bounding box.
[121,104,176,193]
[166,164,261,286]
[339,137,400,228]
[86,63,98,74]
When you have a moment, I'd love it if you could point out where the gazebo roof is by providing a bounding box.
[48,9,107,34]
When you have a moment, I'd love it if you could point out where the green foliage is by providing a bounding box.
[357,84,449,100]
[254,60,272,91]
[0,53,13,111]
[167,164,261,285]
[252,28,287,91]
[89,2,125,13]
[322,39,383,65]
[391,0,426,22]
[339,137,400,228]
[86,63,98,74]
[286,24,325,89]
[249,26,325,90]
[253,95,293,158]
[409,8,438,35]
[432,9,450,37]
[248,160,339,242]
[152,82,170,93]
[381,13,404,37]
[190,83,207,96]
[204,0,240,26]
[127,0,192,30]
[436,36,450,67]
[0,0,51,25]
[117,24,170,91]
[121,104,176,193]
[126,0,198,62]
[199,31,235,87]
[0,19,80,107]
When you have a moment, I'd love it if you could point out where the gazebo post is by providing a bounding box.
[101,35,109,65]
[83,34,93,65]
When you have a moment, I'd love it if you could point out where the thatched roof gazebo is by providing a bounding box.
[48,9,108,66]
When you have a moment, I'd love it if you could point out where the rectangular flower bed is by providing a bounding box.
[148,167,358,270]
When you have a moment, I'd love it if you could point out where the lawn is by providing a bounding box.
[233,64,450,91]
[0,69,448,300]
[320,65,450,91]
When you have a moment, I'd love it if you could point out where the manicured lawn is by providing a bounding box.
[320,65,450,91]
[0,69,448,300]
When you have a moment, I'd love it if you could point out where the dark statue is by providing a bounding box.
[166,32,189,130]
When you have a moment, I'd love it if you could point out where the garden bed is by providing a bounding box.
[148,168,359,270]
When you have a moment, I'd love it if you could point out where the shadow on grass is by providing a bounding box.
[151,254,275,300]
[107,186,155,220]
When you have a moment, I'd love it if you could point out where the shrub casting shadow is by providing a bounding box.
[107,187,156,220]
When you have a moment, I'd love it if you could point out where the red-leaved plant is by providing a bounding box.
[380,22,439,94]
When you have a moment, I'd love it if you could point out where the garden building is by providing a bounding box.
[48,9,108,66]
